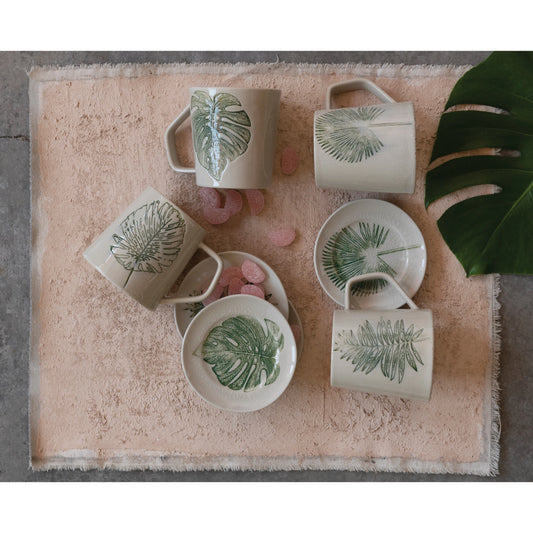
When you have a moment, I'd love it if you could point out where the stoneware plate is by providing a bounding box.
[288,299,304,361]
[181,295,298,412]
[174,251,289,338]
[314,199,426,309]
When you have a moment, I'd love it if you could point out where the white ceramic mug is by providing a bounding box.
[314,78,416,193]
[165,87,281,189]
[83,186,223,311]
[331,272,433,401]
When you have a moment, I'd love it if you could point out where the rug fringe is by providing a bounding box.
[27,61,472,82]
[489,273,502,476]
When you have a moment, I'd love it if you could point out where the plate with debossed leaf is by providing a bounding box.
[314,199,426,310]
[181,295,298,412]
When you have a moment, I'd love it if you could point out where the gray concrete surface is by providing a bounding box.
[1,51,531,482]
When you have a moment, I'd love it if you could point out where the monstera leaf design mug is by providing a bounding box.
[165,87,281,189]
[331,272,433,401]
[314,78,416,193]
[83,186,223,311]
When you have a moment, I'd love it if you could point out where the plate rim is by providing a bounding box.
[173,250,290,338]
[181,294,298,412]
[313,198,427,309]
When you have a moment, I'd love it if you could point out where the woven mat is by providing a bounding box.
[29,62,500,475]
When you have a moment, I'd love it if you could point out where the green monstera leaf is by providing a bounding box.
[425,51,533,276]
[110,200,186,287]
[196,315,284,392]
[191,90,252,181]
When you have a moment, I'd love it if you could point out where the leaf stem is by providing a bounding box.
[377,244,420,256]
[123,269,134,288]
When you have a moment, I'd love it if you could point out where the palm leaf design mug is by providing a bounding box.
[314,78,416,193]
[165,87,281,189]
[331,272,433,401]
[83,187,223,311]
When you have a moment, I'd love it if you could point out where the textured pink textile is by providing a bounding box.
[29,63,499,474]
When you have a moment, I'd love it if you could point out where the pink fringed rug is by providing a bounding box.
[29,62,500,475]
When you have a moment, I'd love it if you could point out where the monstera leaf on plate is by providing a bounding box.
[110,200,186,287]
[196,315,283,392]
[191,90,251,181]
[425,51,533,276]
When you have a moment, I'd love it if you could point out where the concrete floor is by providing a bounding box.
[1,51,531,482]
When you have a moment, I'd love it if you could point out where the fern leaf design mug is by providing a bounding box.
[165,87,281,189]
[83,186,223,311]
[331,272,433,401]
[314,78,416,193]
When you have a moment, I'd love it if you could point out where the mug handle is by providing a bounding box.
[159,242,224,305]
[326,78,396,110]
[164,105,196,173]
[344,272,418,310]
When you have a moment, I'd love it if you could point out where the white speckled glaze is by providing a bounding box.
[314,78,416,193]
[83,186,223,310]
[331,272,433,401]
[165,87,281,189]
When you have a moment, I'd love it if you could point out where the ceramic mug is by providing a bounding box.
[83,186,223,311]
[331,272,433,401]
[165,87,281,189]
[314,78,416,193]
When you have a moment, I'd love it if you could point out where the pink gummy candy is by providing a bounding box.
[228,277,245,295]
[290,324,301,343]
[244,189,265,215]
[199,188,221,208]
[241,283,265,299]
[202,283,224,306]
[241,259,266,284]
[203,205,231,225]
[218,266,244,287]
[268,228,296,247]
[281,147,299,175]
[223,190,243,216]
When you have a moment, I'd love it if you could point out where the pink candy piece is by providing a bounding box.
[290,324,301,343]
[268,228,296,247]
[281,147,299,175]
[223,190,243,216]
[241,283,265,299]
[203,206,231,225]
[202,283,224,306]
[241,259,266,284]
[228,277,245,295]
[218,266,244,287]
[244,189,265,215]
[199,188,221,208]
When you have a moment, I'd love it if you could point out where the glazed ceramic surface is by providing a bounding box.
[331,272,433,401]
[174,251,290,337]
[165,87,281,189]
[181,295,298,412]
[288,299,304,361]
[83,186,222,310]
[314,199,426,310]
[314,78,416,193]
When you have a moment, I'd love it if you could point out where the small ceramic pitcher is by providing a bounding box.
[314,78,416,193]
[331,272,433,401]
[83,186,223,311]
